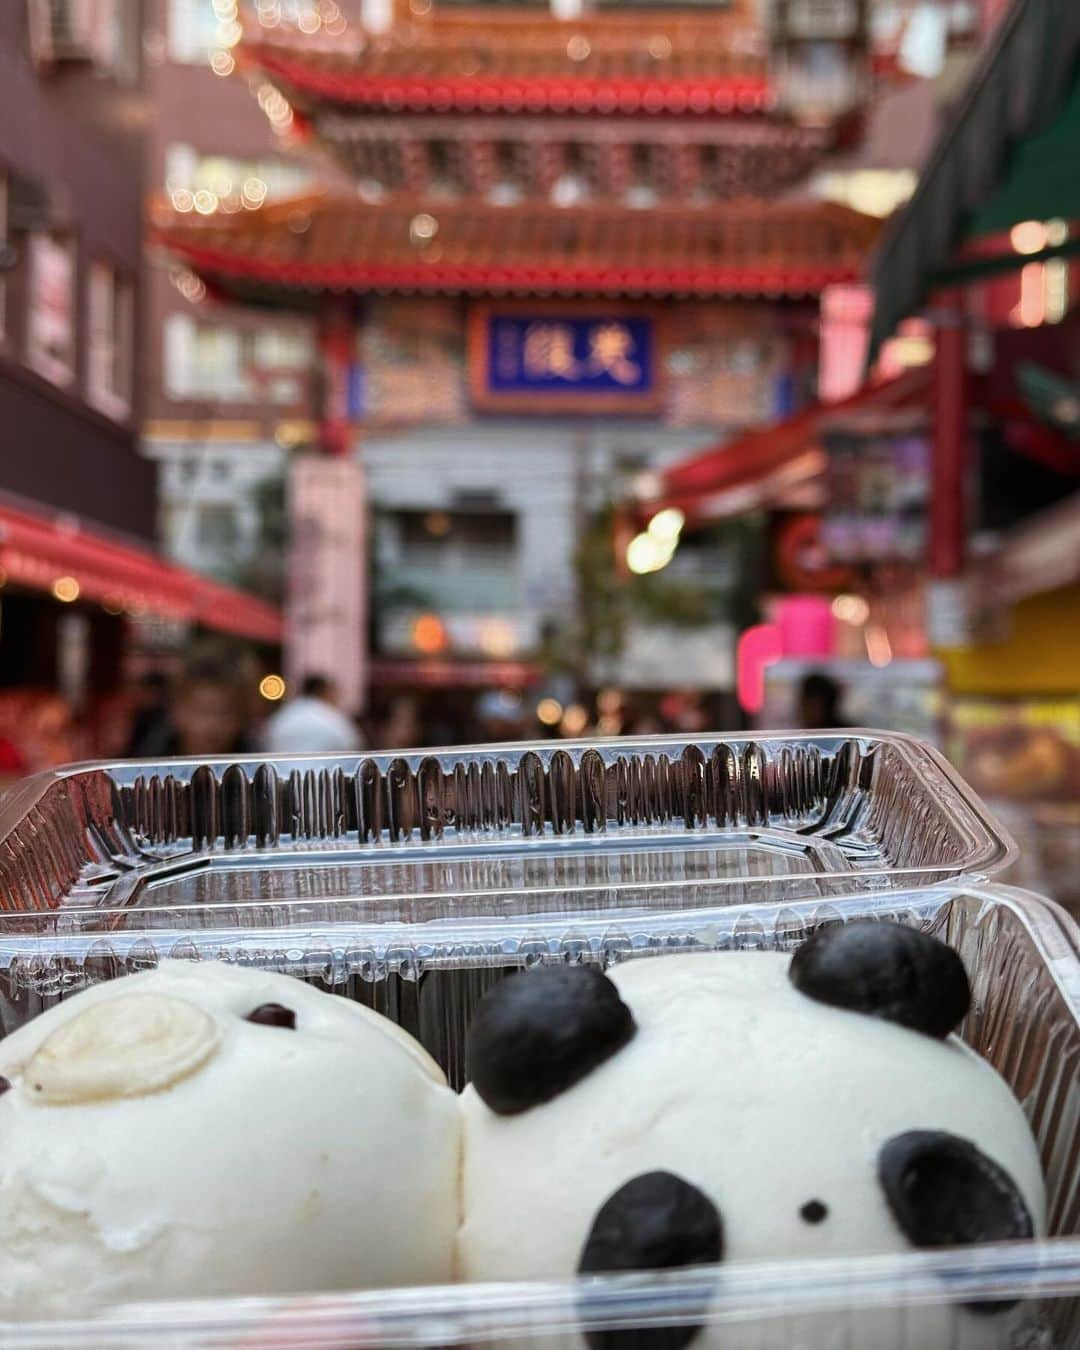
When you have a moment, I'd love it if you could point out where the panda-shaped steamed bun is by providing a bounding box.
[460,922,1046,1350]
[0,960,459,1316]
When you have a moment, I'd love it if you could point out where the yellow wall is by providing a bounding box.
[940,584,1080,696]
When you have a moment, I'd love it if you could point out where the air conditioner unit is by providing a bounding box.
[27,0,105,68]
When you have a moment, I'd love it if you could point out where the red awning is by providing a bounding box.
[638,366,933,522]
[0,499,283,645]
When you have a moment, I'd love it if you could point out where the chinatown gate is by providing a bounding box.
[154,0,882,713]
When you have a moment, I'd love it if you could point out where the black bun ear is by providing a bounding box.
[579,1171,723,1350]
[878,1130,1034,1314]
[467,964,636,1115]
[789,920,970,1039]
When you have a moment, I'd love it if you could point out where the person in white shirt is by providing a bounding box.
[261,674,363,754]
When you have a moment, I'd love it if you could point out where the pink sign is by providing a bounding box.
[736,624,783,716]
[819,284,872,403]
[287,456,367,714]
[774,596,836,659]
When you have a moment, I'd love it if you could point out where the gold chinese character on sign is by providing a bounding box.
[587,323,640,385]
[522,322,580,381]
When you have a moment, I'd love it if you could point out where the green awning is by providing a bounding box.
[967,76,1080,235]
[869,0,1080,361]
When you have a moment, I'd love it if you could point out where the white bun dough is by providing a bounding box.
[0,961,460,1316]
[460,953,1046,1350]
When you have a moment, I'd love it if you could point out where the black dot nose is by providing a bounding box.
[800,1199,828,1224]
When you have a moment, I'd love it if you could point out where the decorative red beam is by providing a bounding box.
[242,50,774,118]
[160,243,861,300]
[930,294,968,579]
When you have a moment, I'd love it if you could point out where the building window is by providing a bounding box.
[94,0,140,82]
[27,0,138,79]
[167,0,226,63]
[164,145,312,212]
[86,262,134,418]
[164,314,314,404]
[168,0,323,62]
[195,503,239,554]
[399,510,517,566]
[27,232,75,388]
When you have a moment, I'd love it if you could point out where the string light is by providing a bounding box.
[242,176,268,207]
[259,674,287,701]
[257,84,295,133]
[560,703,590,736]
[536,697,563,726]
[409,213,438,244]
[478,619,516,658]
[52,576,80,603]
[412,613,448,654]
[647,508,684,543]
[1010,221,1048,256]
[831,594,870,625]
[626,531,676,575]
[210,50,235,76]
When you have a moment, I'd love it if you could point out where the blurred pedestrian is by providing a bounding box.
[797,672,846,730]
[136,645,254,758]
[373,694,422,751]
[475,689,527,743]
[125,671,170,757]
[262,674,362,754]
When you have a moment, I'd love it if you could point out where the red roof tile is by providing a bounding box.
[152,194,880,300]
[238,12,774,117]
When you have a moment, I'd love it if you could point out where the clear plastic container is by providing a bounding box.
[0,732,1015,1075]
[0,733,1013,916]
[0,736,1075,1346]
[0,884,1074,1346]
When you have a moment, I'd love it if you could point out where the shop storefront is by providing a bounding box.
[0,495,282,782]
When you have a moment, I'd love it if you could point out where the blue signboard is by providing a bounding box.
[346,362,365,420]
[469,307,661,413]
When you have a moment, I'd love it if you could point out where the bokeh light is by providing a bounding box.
[536,697,563,726]
[259,674,287,701]
[51,577,80,603]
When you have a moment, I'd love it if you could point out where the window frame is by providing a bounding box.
[164,313,314,406]
[26,230,76,389]
[86,259,134,420]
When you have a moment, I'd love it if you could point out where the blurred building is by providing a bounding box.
[142,0,353,598]
[155,0,884,712]
[0,1,150,537]
[0,2,281,769]
[0,0,152,759]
